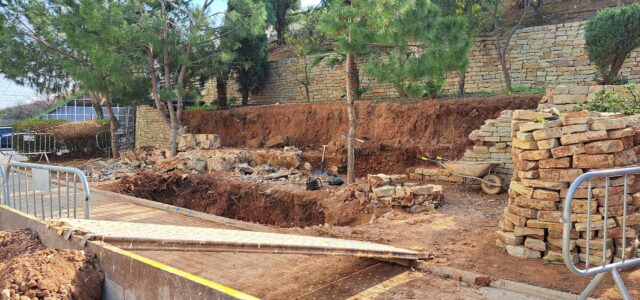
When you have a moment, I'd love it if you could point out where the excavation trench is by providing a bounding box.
[117,172,371,228]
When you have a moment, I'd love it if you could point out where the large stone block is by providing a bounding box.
[519,120,562,133]
[537,138,560,150]
[533,189,560,201]
[573,154,615,169]
[518,150,551,161]
[539,168,583,183]
[512,110,552,121]
[496,230,524,246]
[508,204,537,218]
[521,179,568,190]
[503,209,528,227]
[514,196,557,210]
[533,127,562,141]
[551,144,585,158]
[575,218,616,231]
[614,149,638,166]
[506,245,542,259]
[591,118,626,131]
[512,138,539,150]
[510,181,534,198]
[608,127,636,139]
[584,140,624,154]
[562,124,589,135]
[560,130,608,145]
[538,157,571,169]
[525,237,546,251]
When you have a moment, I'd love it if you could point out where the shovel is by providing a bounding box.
[314,145,328,176]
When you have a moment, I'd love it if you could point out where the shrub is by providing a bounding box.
[12,119,67,132]
[579,85,640,115]
[50,120,109,155]
[585,4,640,84]
[186,104,220,111]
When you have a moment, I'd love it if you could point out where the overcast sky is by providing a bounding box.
[0,0,321,109]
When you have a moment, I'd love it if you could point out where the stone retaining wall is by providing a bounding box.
[496,110,640,263]
[539,84,640,112]
[135,106,170,149]
[205,20,640,105]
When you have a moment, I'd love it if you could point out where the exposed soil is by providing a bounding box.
[0,229,104,300]
[284,183,639,299]
[115,171,373,227]
[183,95,540,176]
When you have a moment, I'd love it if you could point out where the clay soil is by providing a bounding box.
[0,229,103,300]
[183,95,540,176]
[115,171,373,228]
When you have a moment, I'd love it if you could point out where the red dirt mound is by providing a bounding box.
[0,229,103,300]
[184,95,540,175]
[117,172,372,227]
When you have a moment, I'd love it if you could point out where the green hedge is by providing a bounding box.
[13,119,67,132]
[12,119,109,157]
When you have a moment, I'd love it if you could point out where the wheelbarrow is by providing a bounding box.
[419,157,503,195]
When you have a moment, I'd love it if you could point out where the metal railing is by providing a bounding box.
[562,166,640,300]
[96,129,134,156]
[0,132,56,162]
[3,161,90,220]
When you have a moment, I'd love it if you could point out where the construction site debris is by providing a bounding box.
[0,229,103,300]
[367,174,444,213]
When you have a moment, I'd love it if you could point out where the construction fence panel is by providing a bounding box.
[3,161,90,220]
[562,166,640,300]
[0,132,56,162]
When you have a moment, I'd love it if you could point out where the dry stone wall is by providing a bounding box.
[205,21,640,105]
[135,106,170,149]
[539,84,640,112]
[496,110,640,263]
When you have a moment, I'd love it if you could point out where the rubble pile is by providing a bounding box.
[367,174,444,213]
[496,110,640,264]
[84,146,304,184]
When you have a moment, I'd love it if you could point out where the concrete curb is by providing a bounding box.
[416,262,589,300]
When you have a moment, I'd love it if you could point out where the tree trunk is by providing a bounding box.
[169,118,179,157]
[241,88,250,106]
[457,70,466,96]
[605,55,627,84]
[495,35,512,91]
[104,99,120,159]
[89,93,104,119]
[346,53,356,183]
[350,59,361,100]
[304,85,311,102]
[216,77,228,108]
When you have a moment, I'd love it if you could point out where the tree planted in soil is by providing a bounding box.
[490,0,529,91]
[0,1,147,158]
[267,0,301,45]
[585,4,640,84]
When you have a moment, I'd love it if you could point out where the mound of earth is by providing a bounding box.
[0,229,103,300]
[183,95,540,175]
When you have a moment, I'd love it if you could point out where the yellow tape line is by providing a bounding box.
[101,243,259,300]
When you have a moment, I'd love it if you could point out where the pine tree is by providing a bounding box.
[267,0,301,45]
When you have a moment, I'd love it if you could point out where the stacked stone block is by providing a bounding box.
[407,167,464,183]
[465,110,515,181]
[367,174,444,213]
[497,110,640,264]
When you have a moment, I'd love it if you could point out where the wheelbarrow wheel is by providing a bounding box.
[481,174,503,195]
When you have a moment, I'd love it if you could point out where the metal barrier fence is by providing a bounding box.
[0,132,56,162]
[563,166,640,300]
[3,161,90,220]
[95,129,134,156]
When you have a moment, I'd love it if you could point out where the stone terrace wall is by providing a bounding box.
[205,21,640,105]
[135,106,170,149]
[539,84,640,112]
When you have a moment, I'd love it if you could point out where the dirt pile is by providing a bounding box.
[183,95,540,175]
[117,172,372,227]
[0,229,103,300]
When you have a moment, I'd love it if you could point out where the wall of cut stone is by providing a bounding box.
[496,110,640,262]
[539,84,640,112]
[135,106,171,149]
[204,21,640,105]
